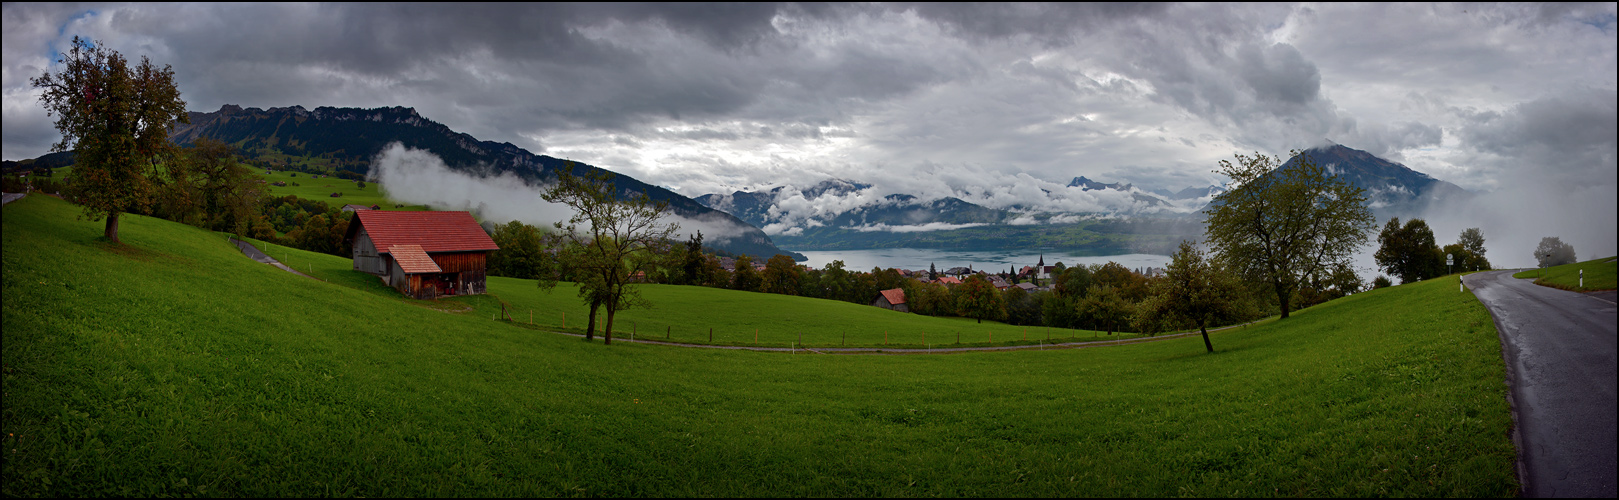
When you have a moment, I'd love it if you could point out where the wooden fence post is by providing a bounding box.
[709,327,713,342]
[884,330,888,345]
[563,312,566,329]
[754,328,758,344]
[667,325,670,339]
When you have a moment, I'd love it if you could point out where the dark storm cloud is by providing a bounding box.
[1455,87,1618,186]
[3,2,1613,256]
[898,2,1167,43]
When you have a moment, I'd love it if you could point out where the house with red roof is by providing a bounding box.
[872,288,908,313]
[344,210,500,299]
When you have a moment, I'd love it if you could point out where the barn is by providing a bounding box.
[873,288,909,313]
[344,210,499,299]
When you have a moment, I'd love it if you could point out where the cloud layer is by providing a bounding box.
[4,3,1614,265]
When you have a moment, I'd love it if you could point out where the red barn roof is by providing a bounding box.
[389,244,442,273]
[879,288,906,305]
[347,210,498,254]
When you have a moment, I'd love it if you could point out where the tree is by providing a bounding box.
[1002,286,1042,326]
[1375,217,1444,284]
[762,254,802,295]
[679,231,708,286]
[1534,237,1577,268]
[1204,150,1375,318]
[731,255,761,292]
[954,274,1006,324]
[543,167,678,345]
[31,37,189,244]
[1456,228,1491,271]
[1138,241,1254,351]
[1076,285,1130,335]
[188,137,259,233]
[487,220,556,280]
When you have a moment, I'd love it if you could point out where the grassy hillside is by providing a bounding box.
[1512,256,1618,291]
[3,194,1518,496]
[236,234,1143,348]
[252,170,427,211]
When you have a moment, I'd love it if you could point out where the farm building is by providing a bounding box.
[873,288,909,312]
[344,210,499,299]
[341,204,380,212]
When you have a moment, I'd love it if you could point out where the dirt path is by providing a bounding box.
[229,237,319,280]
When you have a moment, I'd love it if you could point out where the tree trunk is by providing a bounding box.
[1200,323,1214,353]
[585,299,600,341]
[603,307,616,346]
[1275,282,1292,319]
[104,212,122,244]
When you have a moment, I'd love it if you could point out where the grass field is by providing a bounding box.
[234,235,1147,348]
[252,170,427,211]
[3,194,1520,497]
[1512,256,1618,291]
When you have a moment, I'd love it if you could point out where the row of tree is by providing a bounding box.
[1375,219,1492,284]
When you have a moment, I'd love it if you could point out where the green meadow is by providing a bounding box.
[252,169,427,211]
[3,194,1519,496]
[238,234,1144,348]
[1513,256,1618,292]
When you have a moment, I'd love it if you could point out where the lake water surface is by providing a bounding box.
[793,248,1171,273]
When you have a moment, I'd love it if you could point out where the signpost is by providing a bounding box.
[1446,253,1453,276]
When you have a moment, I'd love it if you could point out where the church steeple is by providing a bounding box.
[1038,253,1044,267]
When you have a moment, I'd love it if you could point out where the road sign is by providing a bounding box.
[1446,254,1453,266]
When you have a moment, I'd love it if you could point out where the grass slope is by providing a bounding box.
[252,170,426,211]
[1512,256,1618,291]
[3,194,1518,497]
[235,235,1143,348]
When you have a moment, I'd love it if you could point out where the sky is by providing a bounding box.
[4,3,1616,265]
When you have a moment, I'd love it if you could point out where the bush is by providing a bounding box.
[1372,275,1392,289]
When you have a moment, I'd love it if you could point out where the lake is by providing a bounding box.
[793,248,1171,274]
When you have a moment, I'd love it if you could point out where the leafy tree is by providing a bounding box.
[1455,228,1491,271]
[1002,286,1042,326]
[1138,241,1254,351]
[1093,261,1149,302]
[1040,292,1078,329]
[762,254,802,295]
[1534,237,1577,268]
[679,231,709,286]
[822,260,851,301]
[542,167,678,345]
[1205,150,1375,318]
[1052,265,1094,299]
[1077,285,1130,335]
[1372,275,1393,289]
[487,220,556,280]
[188,137,260,234]
[31,37,189,244]
[1375,217,1444,284]
[954,274,1006,324]
[731,255,761,292]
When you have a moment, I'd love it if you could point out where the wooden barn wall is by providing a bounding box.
[428,252,487,273]
[352,228,386,275]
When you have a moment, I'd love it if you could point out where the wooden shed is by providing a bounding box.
[873,288,909,313]
[345,210,499,299]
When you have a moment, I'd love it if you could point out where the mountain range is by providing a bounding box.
[13,103,1471,257]
[164,104,803,260]
[1281,143,1473,217]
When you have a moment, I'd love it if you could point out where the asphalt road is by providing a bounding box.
[1464,270,1617,498]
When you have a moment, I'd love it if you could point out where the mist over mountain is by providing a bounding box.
[167,104,803,260]
[1282,143,1473,219]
